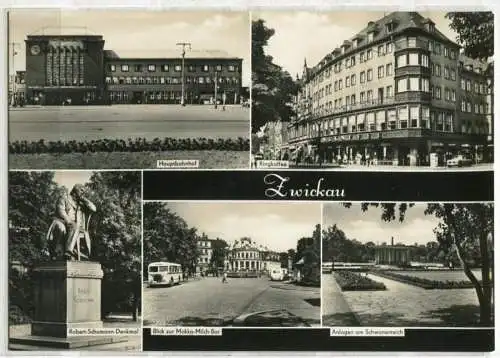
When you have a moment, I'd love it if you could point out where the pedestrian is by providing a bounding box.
[222,271,228,283]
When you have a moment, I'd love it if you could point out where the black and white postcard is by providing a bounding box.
[8,10,250,169]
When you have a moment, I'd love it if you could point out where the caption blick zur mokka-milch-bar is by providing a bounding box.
[261,12,493,168]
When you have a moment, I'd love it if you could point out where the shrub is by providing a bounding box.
[372,271,476,289]
[334,270,386,291]
[9,137,250,154]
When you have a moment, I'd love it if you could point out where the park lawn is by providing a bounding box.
[9,150,249,169]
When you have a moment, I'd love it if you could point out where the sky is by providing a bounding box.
[53,171,93,192]
[167,202,320,252]
[252,11,458,78]
[322,203,442,246]
[8,10,251,86]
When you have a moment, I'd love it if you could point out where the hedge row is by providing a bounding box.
[372,271,476,289]
[334,270,387,291]
[9,137,250,154]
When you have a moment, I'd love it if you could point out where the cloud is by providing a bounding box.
[323,203,441,245]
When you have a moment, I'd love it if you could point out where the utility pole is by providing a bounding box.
[9,42,20,106]
[214,70,218,109]
[176,42,191,106]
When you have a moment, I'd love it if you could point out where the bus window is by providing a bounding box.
[159,266,168,272]
[149,266,159,272]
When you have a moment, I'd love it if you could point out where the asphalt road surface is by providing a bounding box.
[143,277,320,327]
[9,105,249,142]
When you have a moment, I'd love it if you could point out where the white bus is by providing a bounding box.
[148,262,182,287]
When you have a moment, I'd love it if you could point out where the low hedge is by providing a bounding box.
[9,137,250,154]
[372,271,476,289]
[334,270,386,291]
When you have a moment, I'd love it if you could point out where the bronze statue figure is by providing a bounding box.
[46,184,97,261]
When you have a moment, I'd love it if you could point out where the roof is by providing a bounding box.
[104,49,241,61]
[309,11,459,77]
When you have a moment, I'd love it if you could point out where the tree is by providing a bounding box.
[446,12,494,61]
[446,12,494,153]
[252,19,298,133]
[143,203,199,276]
[8,171,63,321]
[343,202,493,326]
[85,171,141,320]
[210,238,229,272]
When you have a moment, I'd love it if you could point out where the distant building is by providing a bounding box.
[196,237,213,273]
[226,237,281,274]
[374,237,414,265]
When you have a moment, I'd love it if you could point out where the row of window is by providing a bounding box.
[105,76,239,85]
[312,35,460,84]
[109,63,238,73]
[230,252,260,259]
[45,52,85,86]
[316,63,395,100]
[109,91,185,101]
[460,78,490,94]
[313,42,395,83]
[291,109,488,139]
[199,241,211,248]
[461,100,490,114]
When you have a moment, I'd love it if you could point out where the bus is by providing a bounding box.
[148,262,182,287]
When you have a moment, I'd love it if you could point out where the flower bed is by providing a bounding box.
[372,271,476,289]
[9,137,249,154]
[334,271,386,291]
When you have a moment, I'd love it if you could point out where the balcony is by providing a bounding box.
[309,97,396,120]
[394,38,430,52]
[395,91,431,103]
[394,66,431,77]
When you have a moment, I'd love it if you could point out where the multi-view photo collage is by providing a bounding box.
[6,9,494,352]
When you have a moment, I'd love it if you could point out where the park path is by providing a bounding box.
[321,273,359,326]
[342,273,480,326]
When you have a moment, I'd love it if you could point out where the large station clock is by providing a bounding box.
[30,44,41,55]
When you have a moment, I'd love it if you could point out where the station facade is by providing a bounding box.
[24,34,243,105]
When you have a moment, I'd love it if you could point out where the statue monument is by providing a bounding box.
[46,184,96,261]
[10,185,127,349]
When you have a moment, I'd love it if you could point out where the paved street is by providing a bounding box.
[9,105,249,142]
[143,277,320,327]
[290,163,493,171]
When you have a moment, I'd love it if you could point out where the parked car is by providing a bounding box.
[446,155,473,167]
[270,269,284,281]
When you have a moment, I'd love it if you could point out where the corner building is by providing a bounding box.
[289,12,491,166]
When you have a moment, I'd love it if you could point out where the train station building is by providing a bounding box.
[24,34,243,105]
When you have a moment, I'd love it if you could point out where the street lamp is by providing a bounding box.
[176,42,191,106]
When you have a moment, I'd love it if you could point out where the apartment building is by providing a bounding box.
[287,12,491,166]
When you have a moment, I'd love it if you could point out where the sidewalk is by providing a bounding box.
[322,274,360,326]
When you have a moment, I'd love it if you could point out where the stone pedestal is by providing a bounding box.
[31,261,104,338]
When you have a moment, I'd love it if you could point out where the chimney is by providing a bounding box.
[391,237,394,246]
